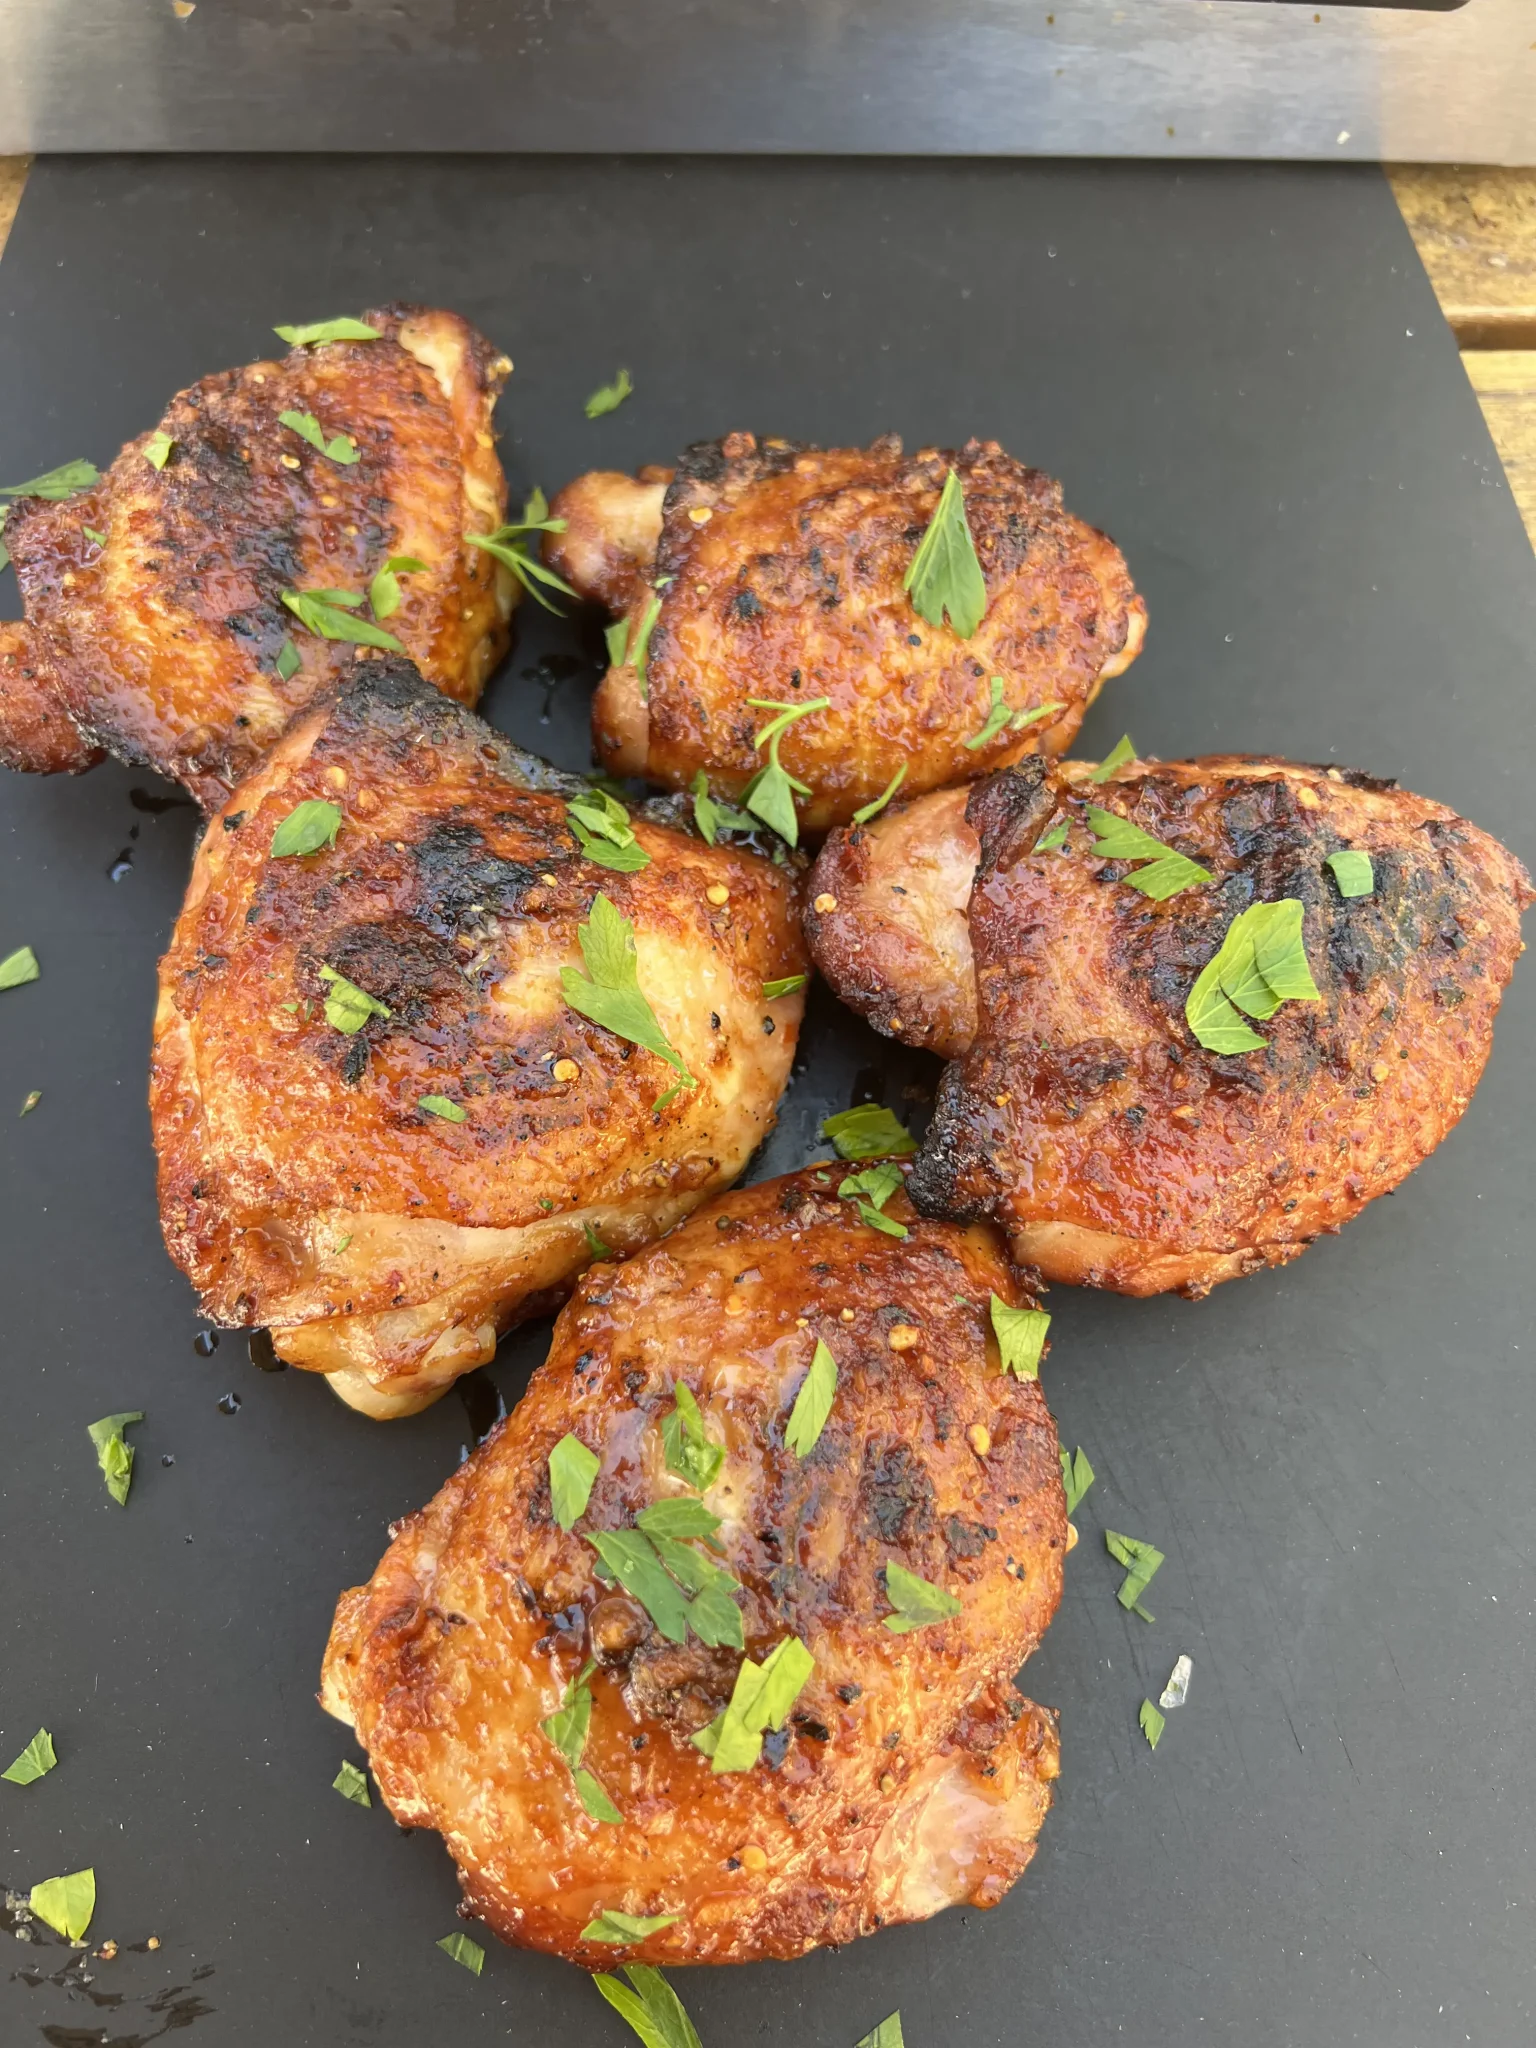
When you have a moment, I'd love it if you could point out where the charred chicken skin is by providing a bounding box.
[547,433,1145,834]
[1,305,513,806]
[321,1166,1064,1966]
[151,661,806,1417]
[808,755,1532,1297]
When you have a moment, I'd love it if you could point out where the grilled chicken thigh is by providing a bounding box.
[1,306,513,806]
[808,755,1532,1297]
[151,661,805,1416]
[548,433,1145,834]
[322,1166,1064,1965]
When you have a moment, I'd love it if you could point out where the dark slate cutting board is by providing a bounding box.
[1,158,1533,2048]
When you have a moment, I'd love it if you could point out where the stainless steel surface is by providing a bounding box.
[0,0,1530,161]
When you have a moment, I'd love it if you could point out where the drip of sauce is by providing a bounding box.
[192,1328,220,1357]
[248,1330,286,1372]
[216,1391,242,1415]
[129,785,195,814]
[457,1368,506,1449]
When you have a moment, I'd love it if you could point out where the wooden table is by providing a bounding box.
[0,158,1530,549]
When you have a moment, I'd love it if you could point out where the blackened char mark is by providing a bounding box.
[966,759,1057,875]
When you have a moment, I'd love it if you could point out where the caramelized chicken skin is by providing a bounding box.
[809,755,1533,1296]
[548,433,1145,833]
[322,1167,1064,1965]
[151,661,805,1417]
[1,306,513,806]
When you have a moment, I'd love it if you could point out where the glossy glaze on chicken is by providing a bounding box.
[322,1167,1064,1964]
[1,305,513,805]
[808,755,1533,1296]
[151,661,806,1416]
[548,432,1145,833]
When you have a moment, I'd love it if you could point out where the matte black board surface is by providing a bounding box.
[1,158,1533,2048]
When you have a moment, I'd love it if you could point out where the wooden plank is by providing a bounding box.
[1463,351,1536,542]
[0,155,28,263]
[1387,165,1536,348]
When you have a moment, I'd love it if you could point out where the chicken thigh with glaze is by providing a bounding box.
[322,1165,1064,1964]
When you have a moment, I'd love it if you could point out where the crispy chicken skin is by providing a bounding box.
[321,1166,1064,1966]
[810,755,1533,1297]
[150,661,806,1417]
[548,433,1145,834]
[0,306,513,807]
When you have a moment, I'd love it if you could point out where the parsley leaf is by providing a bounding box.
[274,317,379,346]
[620,593,664,699]
[784,1339,837,1457]
[574,1769,624,1823]
[594,1965,703,2048]
[3,1729,57,1785]
[418,1095,466,1122]
[466,489,575,614]
[368,554,427,620]
[269,799,342,858]
[963,677,1014,751]
[82,526,107,546]
[643,1535,744,1649]
[282,586,404,654]
[584,1221,613,1260]
[690,770,755,846]
[318,965,390,1034]
[741,696,831,848]
[567,788,651,874]
[990,1295,1050,1379]
[851,764,907,825]
[660,1382,724,1492]
[1084,802,1212,901]
[838,1161,909,1238]
[1327,848,1375,898]
[635,1499,723,1542]
[144,429,175,471]
[20,1089,41,1116]
[542,1659,624,1821]
[763,975,807,1000]
[436,1931,484,1973]
[587,1531,692,1644]
[88,1411,143,1507]
[585,368,634,419]
[550,1434,601,1531]
[332,1760,371,1806]
[29,1869,95,1942]
[560,892,695,1104]
[856,2018,906,2048]
[1035,817,1069,853]
[0,459,100,500]
[1139,1698,1166,1750]
[1105,1529,1164,1622]
[274,636,301,681]
[1089,734,1136,783]
[903,468,986,638]
[582,1909,681,1945]
[278,409,359,466]
[882,1561,961,1634]
[822,1104,917,1160]
[0,945,40,990]
[692,1635,814,1772]
[1185,899,1320,1053]
[1060,1445,1094,1516]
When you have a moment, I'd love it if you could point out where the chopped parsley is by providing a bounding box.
[274,636,301,681]
[332,1760,371,1806]
[838,1160,909,1238]
[881,1561,961,1634]
[1139,1698,1166,1750]
[741,696,831,848]
[567,788,651,874]
[269,799,342,858]
[0,945,40,990]
[1035,817,1069,853]
[635,1499,723,1542]
[1084,802,1212,901]
[1105,1529,1164,1622]
[3,1729,57,1785]
[784,1340,837,1457]
[560,892,695,1107]
[1060,1445,1095,1515]
[436,1931,484,1974]
[278,409,359,466]
[368,555,427,620]
[586,1527,742,1650]
[594,1965,703,2048]
[903,468,986,638]
[584,368,634,418]
[660,1383,724,1492]
[583,1221,613,1260]
[541,1658,623,1822]
[274,317,380,346]
[762,975,808,1000]
[1327,848,1375,898]
[88,1411,143,1507]
[549,1433,601,1531]
[582,1909,681,1945]
[822,1105,917,1160]
[851,764,908,825]
[282,586,404,654]
[466,488,575,614]
[143,429,175,471]
[318,965,390,1034]
[690,770,755,845]
[1,458,100,500]
[990,1294,1050,1379]
[855,2018,906,2048]
[1185,899,1320,1054]
[1089,734,1136,783]
[30,1869,95,1941]
[692,1635,814,1772]
[418,1095,467,1122]
[19,1089,41,1116]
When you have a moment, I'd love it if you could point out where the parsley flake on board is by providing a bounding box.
[990,1294,1050,1379]
[762,975,808,1000]
[881,1561,961,1634]
[1327,848,1375,898]
[822,1105,917,1160]
[1105,1529,1165,1622]
[88,1411,143,1507]
[1060,1445,1095,1516]
[856,2017,907,2048]
[582,1909,681,1945]
[20,1090,41,1116]
[1185,899,1320,1054]
[560,893,695,1108]
[274,636,302,682]
[1089,734,1136,783]
[274,317,379,346]
[1139,1698,1166,1750]
[3,1729,57,1785]
[144,429,175,471]
[466,489,575,614]
[269,799,342,858]
[566,787,651,874]
[277,409,359,466]
[594,1964,704,2048]
[418,1095,467,1122]
[584,368,634,419]
[1084,802,1212,901]
[851,764,908,825]
[368,555,428,620]
[332,1760,371,1806]
[690,770,755,846]
[903,468,987,638]
[29,1868,95,1941]
[0,945,40,990]
[838,1160,909,1239]
[436,1931,484,1974]
[784,1339,837,1457]
[692,1635,815,1773]
[318,965,390,1035]
[281,586,405,654]
[741,696,831,848]
[549,1433,601,1531]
